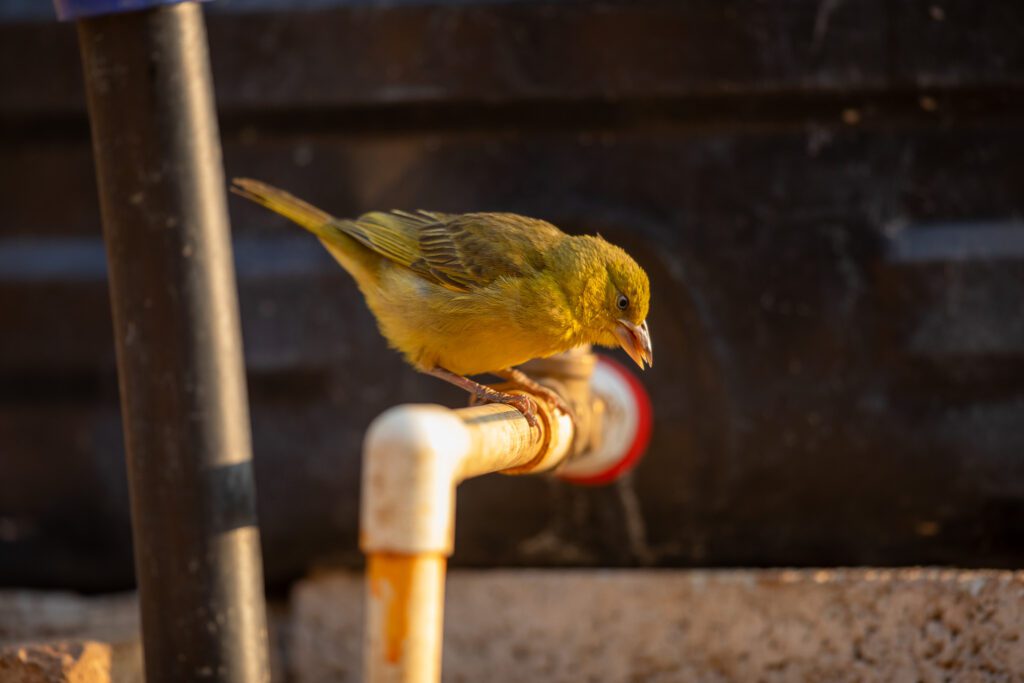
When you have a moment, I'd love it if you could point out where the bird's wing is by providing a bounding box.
[341,211,565,291]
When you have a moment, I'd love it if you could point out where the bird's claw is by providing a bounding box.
[492,368,576,426]
[470,390,540,428]
[505,394,540,428]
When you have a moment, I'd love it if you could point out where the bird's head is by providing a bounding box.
[575,237,653,370]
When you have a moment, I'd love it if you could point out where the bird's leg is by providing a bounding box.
[492,368,576,425]
[426,367,539,428]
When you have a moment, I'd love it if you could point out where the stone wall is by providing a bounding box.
[292,568,1024,682]
[3,569,1022,682]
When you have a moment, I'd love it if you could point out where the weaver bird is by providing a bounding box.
[231,179,652,426]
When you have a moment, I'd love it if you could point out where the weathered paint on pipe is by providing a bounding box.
[366,552,446,682]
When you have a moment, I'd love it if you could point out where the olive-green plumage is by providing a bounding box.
[231,179,652,403]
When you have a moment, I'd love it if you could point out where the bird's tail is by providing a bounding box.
[231,178,336,240]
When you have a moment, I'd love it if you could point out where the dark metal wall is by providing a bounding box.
[2,0,1023,590]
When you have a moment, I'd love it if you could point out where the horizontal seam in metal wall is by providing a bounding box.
[2,86,1024,143]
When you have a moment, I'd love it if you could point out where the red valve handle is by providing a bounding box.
[557,354,653,486]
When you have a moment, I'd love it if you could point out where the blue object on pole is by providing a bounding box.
[54,0,209,21]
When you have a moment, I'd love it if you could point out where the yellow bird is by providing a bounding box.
[231,179,652,425]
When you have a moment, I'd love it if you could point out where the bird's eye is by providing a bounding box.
[616,294,629,310]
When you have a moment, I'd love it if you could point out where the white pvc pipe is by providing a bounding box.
[360,356,651,683]
[361,401,573,556]
[361,399,574,683]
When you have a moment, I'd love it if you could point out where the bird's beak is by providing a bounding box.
[614,319,653,370]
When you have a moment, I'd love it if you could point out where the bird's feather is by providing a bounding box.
[231,178,565,292]
[349,210,563,291]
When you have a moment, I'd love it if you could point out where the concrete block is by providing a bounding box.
[0,591,286,682]
[0,592,141,683]
[289,568,1024,683]
[0,640,139,683]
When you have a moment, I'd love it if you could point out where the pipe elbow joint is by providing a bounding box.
[361,404,471,555]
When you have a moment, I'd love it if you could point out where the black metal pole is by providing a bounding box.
[75,3,270,681]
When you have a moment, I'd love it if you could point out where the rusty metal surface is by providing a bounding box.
[1,0,1024,589]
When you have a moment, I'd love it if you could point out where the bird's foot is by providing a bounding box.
[466,385,539,427]
[427,366,541,427]
[489,391,540,428]
[494,368,576,425]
